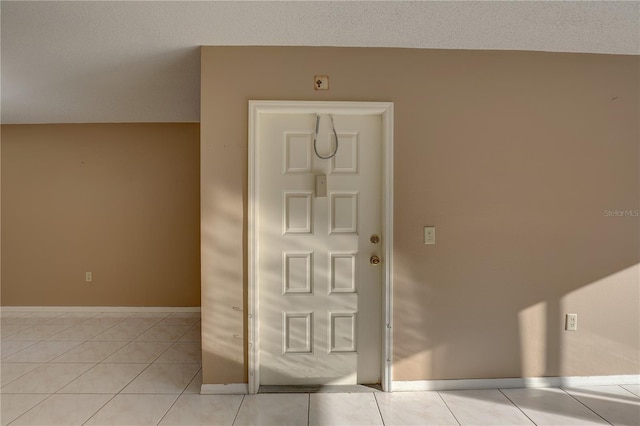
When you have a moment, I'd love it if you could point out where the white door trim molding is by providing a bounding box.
[248,101,394,394]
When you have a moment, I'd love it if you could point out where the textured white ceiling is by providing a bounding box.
[2,1,639,124]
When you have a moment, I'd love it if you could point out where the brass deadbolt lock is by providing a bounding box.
[370,235,380,244]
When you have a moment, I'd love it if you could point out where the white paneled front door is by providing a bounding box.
[249,102,392,392]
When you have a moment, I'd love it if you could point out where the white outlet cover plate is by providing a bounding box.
[565,313,577,331]
[424,226,435,244]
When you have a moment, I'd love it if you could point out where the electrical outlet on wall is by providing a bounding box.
[424,226,435,245]
[565,313,577,331]
[85,272,93,283]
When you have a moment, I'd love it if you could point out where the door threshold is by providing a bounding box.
[258,384,383,394]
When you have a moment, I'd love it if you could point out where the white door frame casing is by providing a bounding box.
[248,101,394,394]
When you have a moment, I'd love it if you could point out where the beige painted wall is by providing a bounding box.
[201,46,639,384]
[2,123,201,306]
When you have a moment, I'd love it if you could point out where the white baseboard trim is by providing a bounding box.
[201,383,248,395]
[0,306,201,313]
[392,374,640,392]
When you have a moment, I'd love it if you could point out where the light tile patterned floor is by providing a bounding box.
[1,309,639,425]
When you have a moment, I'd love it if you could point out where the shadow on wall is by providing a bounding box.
[391,74,639,382]
[393,231,639,382]
[201,184,246,384]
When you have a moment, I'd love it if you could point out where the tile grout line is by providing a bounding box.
[498,389,538,426]
[101,313,167,342]
[0,341,40,362]
[435,391,462,426]
[80,393,120,426]
[5,392,55,425]
[618,384,640,398]
[155,390,183,425]
[559,387,613,425]
[51,361,100,394]
[0,362,45,388]
[89,318,156,342]
[1,323,37,339]
[45,312,129,342]
[3,359,97,395]
[147,336,181,364]
[110,360,153,394]
[3,317,81,347]
[2,341,83,364]
[56,340,128,363]
[46,341,87,361]
[232,394,247,426]
[372,392,386,426]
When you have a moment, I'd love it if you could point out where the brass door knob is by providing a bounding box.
[370,255,381,265]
